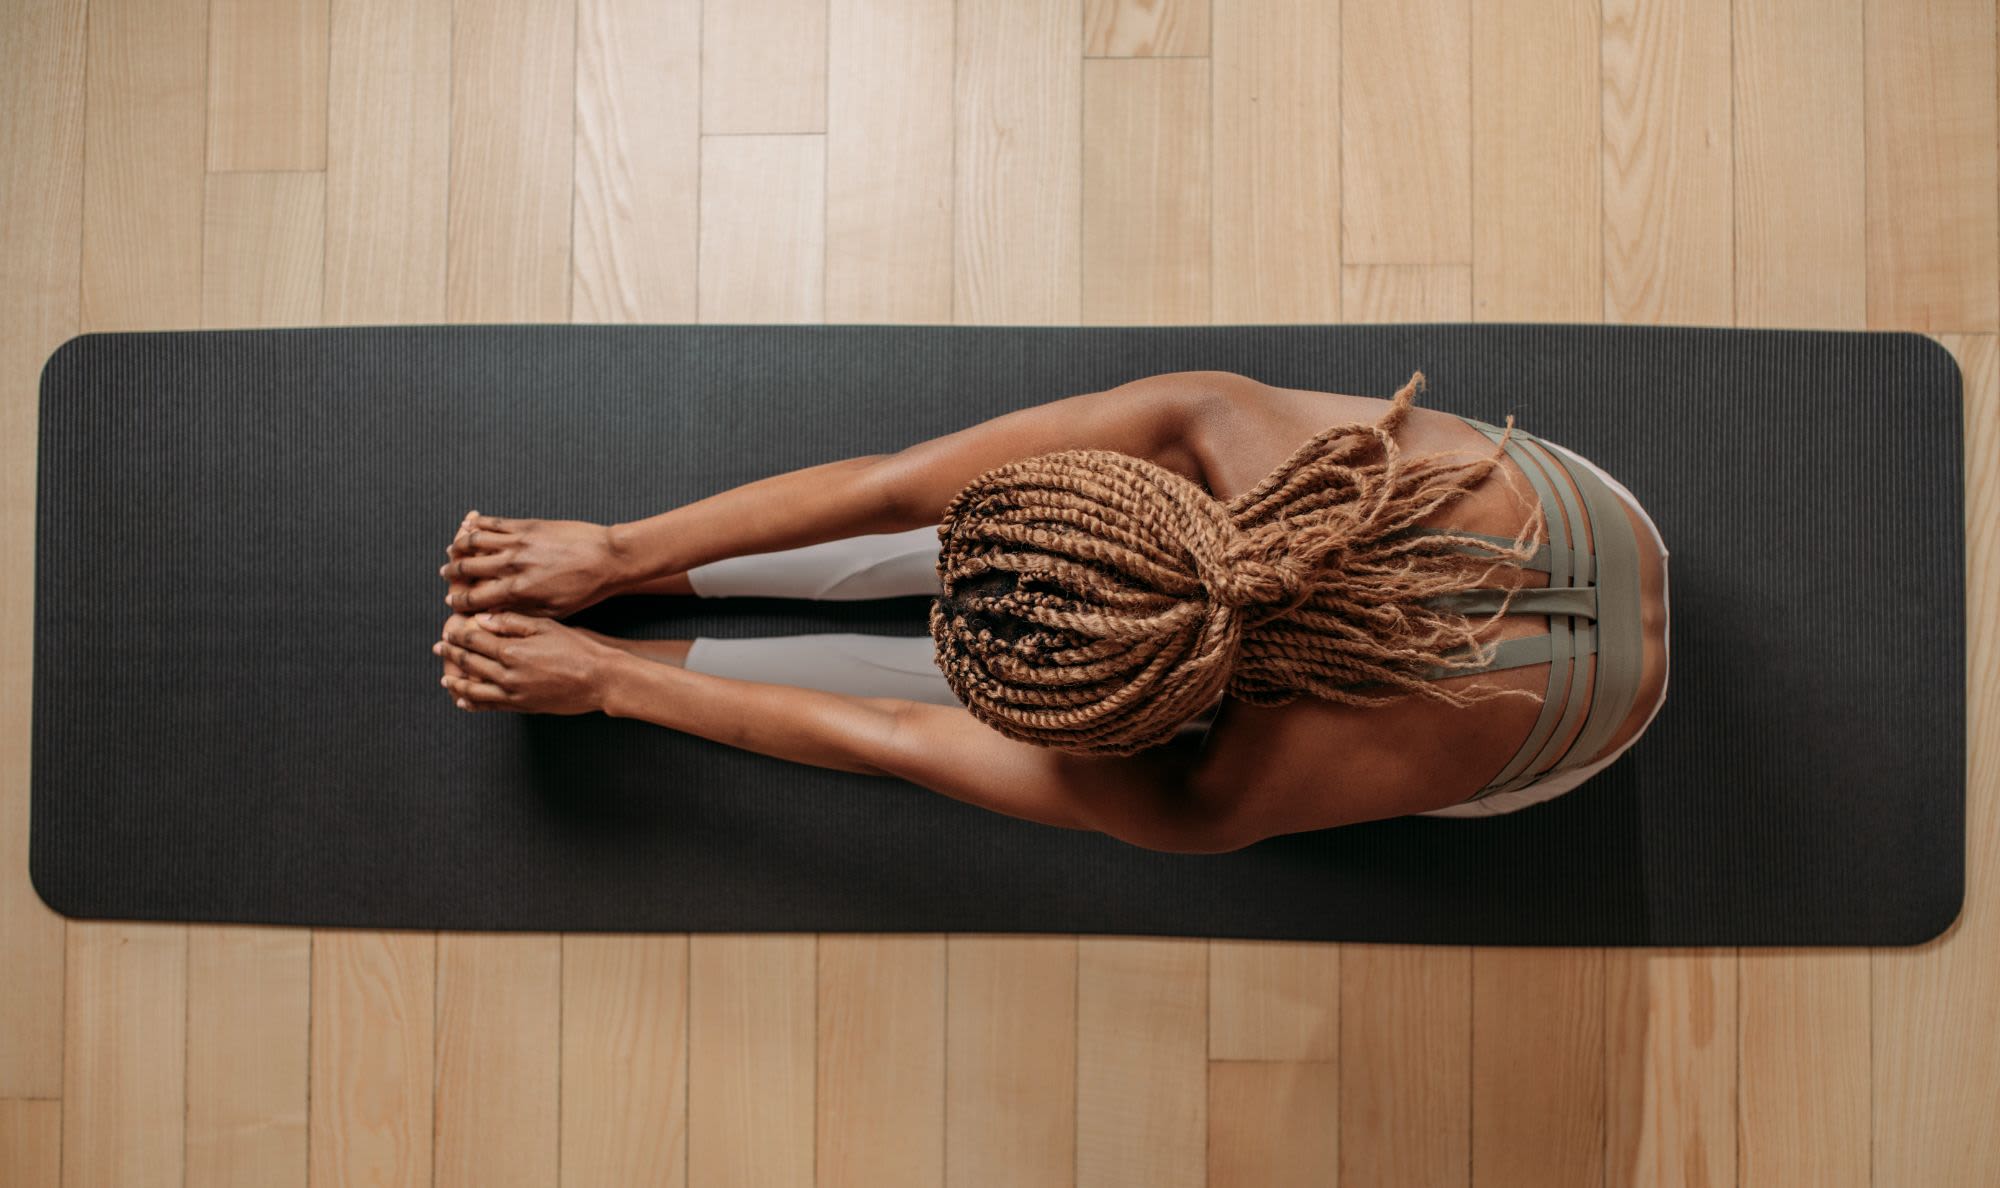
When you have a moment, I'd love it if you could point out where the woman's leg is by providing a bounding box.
[678,525,959,704]
[683,525,943,599]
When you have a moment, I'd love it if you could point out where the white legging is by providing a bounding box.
[681,437,1669,816]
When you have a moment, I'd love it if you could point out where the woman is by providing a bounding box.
[432,370,1670,851]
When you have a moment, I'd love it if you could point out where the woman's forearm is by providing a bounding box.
[604,452,917,590]
[598,649,904,777]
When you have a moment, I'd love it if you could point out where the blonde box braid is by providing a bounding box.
[926,372,1551,756]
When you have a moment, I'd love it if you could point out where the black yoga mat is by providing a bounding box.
[31,324,1965,946]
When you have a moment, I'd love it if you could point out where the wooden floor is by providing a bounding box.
[1,0,1995,1184]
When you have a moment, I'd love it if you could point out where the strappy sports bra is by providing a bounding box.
[1393,416,1649,804]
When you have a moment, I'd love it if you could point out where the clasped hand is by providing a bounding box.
[435,510,628,714]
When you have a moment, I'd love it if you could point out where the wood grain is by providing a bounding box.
[1211,0,1341,323]
[1085,0,1209,57]
[434,935,561,1188]
[185,926,311,1188]
[0,1099,61,1188]
[817,936,945,1188]
[1600,0,1731,324]
[207,0,329,172]
[701,0,827,134]
[0,0,82,1102]
[827,0,954,322]
[202,173,325,329]
[325,0,451,325]
[687,935,816,1188]
[1738,950,1870,1187]
[954,0,1081,324]
[1340,0,1469,265]
[946,937,1077,1188]
[573,0,700,323]
[1604,950,1736,1188]
[1209,940,1338,1061]
[80,0,207,332]
[1732,0,1865,329]
[1862,0,1999,331]
[309,931,435,1188]
[63,924,188,1188]
[698,135,826,323]
[1081,58,1211,325]
[1471,0,1602,320]
[1472,949,1605,1188]
[1341,265,1473,324]
[447,0,576,323]
[561,936,689,1187]
[1077,937,1208,1188]
[1208,1061,1340,1188]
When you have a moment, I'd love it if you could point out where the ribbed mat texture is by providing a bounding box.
[31,325,1965,944]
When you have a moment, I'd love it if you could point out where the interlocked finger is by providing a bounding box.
[441,617,508,657]
[442,672,511,704]
[442,551,515,581]
[434,640,508,684]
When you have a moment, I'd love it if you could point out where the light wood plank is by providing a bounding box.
[1211,0,1340,322]
[826,0,954,322]
[81,0,207,331]
[1077,937,1207,1188]
[63,924,187,1188]
[1208,940,1338,1060]
[687,935,815,1188]
[1339,945,1470,1188]
[1871,333,2000,1186]
[207,0,329,171]
[185,927,310,1188]
[572,0,699,324]
[1738,950,1869,1186]
[697,135,826,322]
[1470,0,1601,320]
[946,937,1076,1188]
[1601,0,1732,324]
[1340,0,1469,265]
[309,931,435,1188]
[1081,58,1211,325]
[817,936,944,1188]
[448,0,576,323]
[701,0,827,135]
[1863,0,1999,331]
[1471,949,1604,1188]
[325,0,451,325]
[0,0,82,1102]
[1732,0,1865,329]
[1341,265,1472,324]
[1084,0,1209,57]
[1208,1061,1339,1188]
[1603,950,1736,1188]
[0,1099,61,1188]
[1338,260,1474,1188]
[954,0,1082,324]
[201,172,325,328]
[561,936,689,1188]
[433,935,561,1188]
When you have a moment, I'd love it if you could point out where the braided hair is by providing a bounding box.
[926,372,1551,756]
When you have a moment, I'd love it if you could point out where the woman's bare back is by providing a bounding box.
[1161,381,1670,831]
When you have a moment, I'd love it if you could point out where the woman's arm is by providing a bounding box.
[596,649,1246,854]
[601,372,1228,591]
